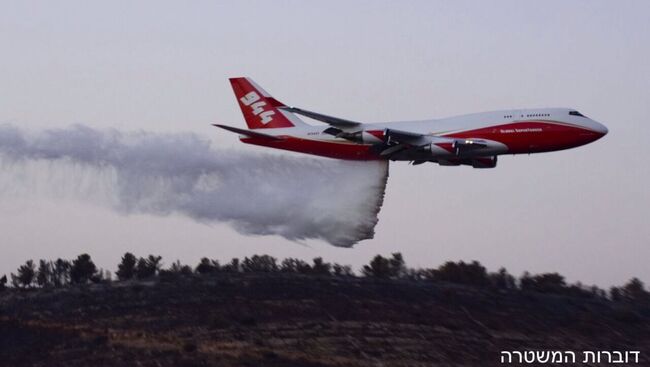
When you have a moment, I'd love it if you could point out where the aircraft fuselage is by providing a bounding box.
[220,78,608,168]
[240,108,608,161]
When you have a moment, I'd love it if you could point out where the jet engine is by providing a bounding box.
[322,127,384,144]
[468,156,498,168]
[434,156,498,168]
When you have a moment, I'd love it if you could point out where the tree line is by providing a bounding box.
[1,252,648,304]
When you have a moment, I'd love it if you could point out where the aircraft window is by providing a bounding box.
[569,111,586,117]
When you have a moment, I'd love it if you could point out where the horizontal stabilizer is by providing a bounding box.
[279,107,361,128]
[212,124,283,140]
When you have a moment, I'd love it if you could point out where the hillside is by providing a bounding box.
[1,272,648,366]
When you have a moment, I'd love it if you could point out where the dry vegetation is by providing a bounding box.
[1,254,649,366]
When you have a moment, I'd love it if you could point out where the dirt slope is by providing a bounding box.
[1,273,648,366]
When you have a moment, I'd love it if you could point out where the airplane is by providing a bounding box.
[215,77,608,168]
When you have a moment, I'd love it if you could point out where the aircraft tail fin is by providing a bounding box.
[229,77,307,129]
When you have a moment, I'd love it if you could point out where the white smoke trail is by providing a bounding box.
[0,124,389,247]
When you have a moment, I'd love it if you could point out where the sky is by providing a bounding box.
[0,0,648,287]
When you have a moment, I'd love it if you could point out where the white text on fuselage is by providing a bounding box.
[240,91,275,124]
[500,128,543,134]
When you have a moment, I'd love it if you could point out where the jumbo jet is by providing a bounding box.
[215,78,607,168]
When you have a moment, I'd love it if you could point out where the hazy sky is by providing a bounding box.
[1,1,648,287]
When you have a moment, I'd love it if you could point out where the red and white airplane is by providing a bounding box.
[216,77,607,168]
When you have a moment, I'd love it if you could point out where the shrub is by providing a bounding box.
[183,342,198,353]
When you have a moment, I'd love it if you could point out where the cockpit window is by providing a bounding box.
[569,110,586,118]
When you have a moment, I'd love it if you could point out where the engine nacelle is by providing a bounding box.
[324,128,384,144]
[469,156,498,168]
[435,156,497,168]
[453,139,508,157]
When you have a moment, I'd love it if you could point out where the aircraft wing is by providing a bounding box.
[384,129,431,146]
[279,106,361,128]
[380,129,432,156]
[212,124,284,140]
[380,129,457,157]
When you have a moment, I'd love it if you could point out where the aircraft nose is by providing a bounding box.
[591,119,608,136]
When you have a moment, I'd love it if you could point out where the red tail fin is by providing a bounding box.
[229,77,304,129]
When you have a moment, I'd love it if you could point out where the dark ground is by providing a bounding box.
[0,273,648,366]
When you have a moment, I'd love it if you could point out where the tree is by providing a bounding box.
[135,258,149,279]
[280,257,311,274]
[490,267,516,290]
[388,253,406,278]
[92,268,112,283]
[159,260,193,280]
[242,255,278,273]
[13,260,36,288]
[519,271,533,290]
[147,255,163,274]
[591,285,607,299]
[362,255,392,279]
[52,259,71,287]
[36,260,54,287]
[332,263,354,277]
[102,269,112,282]
[116,252,138,281]
[135,255,162,279]
[0,275,7,291]
[311,257,332,276]
[169,260,193,275]
[222,258,241,273]
[11,273,20,288]
[70,254,98,284]
[195,258,219,275]
[430,261,490,287]
[534,273,566,293]
[622,278,647,302]
[520,273,566,294]
[280,258,311,274]
[610,286,623,302]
